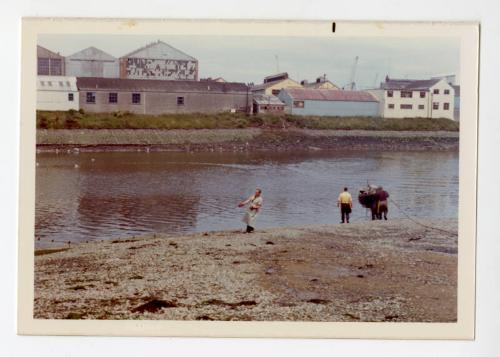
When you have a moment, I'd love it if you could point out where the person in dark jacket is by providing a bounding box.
[376,187,389,220]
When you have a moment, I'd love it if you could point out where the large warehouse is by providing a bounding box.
[119,40,199,81]
[37,45,65,76]
[77,77,251,114]
[65,47,119,78]
[278,88,379,117]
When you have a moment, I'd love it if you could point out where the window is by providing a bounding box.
[400,91,413,98]
[400,104,413,109]
[387,90,393,97]
[388,104,395,109]
[418,104,424,110]
[66,81,71,87]
[444,103,450,110]
[132,93,141,104]
[47,81,52,87]
[68,93,74,102]
[444,89,450,95]
[59,81,64,87]
[50,59,62,75]
[433,89,439,94]
[293,101,305,108]
[271,89,280,96]
[109,93,118,104]
[86,92,96,103]
[40,81,45,86]
[177,96,185,105]
[433,102,439,110]
[37,58,50,75]
[420,91,426,98]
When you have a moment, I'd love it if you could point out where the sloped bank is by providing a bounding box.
[34,219,457,321]
[36,128,459,152]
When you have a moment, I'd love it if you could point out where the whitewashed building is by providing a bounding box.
[369,77,455,120]
[37,76,79,111]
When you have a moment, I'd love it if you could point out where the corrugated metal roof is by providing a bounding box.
[121,40,196,61]
[284,88,378,102]
[76,77,248,93]
[37,45,64,59]
[66,47,117,62]
[381,78,441,91]
[253,94,285,106]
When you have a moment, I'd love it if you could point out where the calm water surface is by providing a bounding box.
[35,150,458,247]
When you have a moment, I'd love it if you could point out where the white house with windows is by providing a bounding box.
[37,76,79,111]
[369,77,455,120]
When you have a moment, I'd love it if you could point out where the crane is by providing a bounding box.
[348,56,359,90]
[346,56,359,90]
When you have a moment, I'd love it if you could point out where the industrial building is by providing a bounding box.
[119,40,199,81]
[251,73,303,96]
[36,76,79,111]
[369,76,455,120]
[252,94,286,114]
[65,47,119,78]
[278,88,379,117]
[76,77,250,114]
[300,75,339,90]
[37,45,65,76]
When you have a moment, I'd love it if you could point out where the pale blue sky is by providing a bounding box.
[38,34,460,88]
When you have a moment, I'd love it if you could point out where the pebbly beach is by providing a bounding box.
[34,219,457,322]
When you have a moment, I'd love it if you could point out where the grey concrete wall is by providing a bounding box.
[79,90,250,114]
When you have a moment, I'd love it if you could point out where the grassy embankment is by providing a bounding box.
[37,110,460,131]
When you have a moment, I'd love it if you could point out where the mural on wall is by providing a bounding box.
[126,58,197,80]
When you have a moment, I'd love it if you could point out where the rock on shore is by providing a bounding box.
[34,219,458,321]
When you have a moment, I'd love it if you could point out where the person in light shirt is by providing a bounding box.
[238,188,263,233]
[337,187,353,224]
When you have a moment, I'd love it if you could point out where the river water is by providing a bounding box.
[35,150,458,247]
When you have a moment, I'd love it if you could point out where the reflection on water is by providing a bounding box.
[35,150,458,247]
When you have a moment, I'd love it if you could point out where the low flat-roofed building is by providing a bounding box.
[37,76,79,111]
[278,88,379,117]
[77,77,251,114]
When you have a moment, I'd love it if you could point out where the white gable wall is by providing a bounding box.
[37,76,79,111]
[429,80,455,119]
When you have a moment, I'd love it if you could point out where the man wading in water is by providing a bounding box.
[238,188,263,233]
[337,187,353,224]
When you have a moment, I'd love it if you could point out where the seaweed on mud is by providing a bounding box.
[131,299,178,313]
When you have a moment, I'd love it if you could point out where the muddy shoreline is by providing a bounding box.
[36,129,459,152]
[34,219,458,321]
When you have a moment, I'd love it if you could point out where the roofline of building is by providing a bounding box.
[120,40,197,61]
[66,46,118,62]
